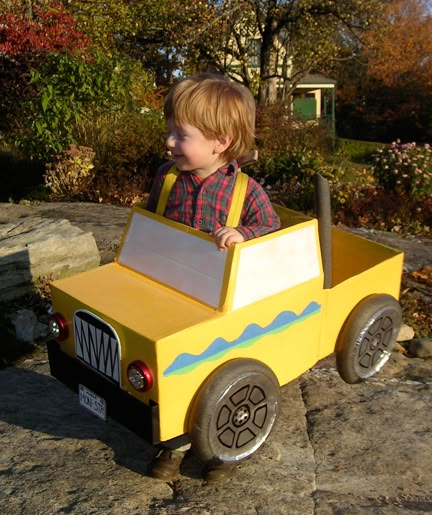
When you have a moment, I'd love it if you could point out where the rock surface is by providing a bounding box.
[0,202,128,265]
[0,209,100,301]
[397,324,415,342]
[1,354,431,514]
[410,338,432,358]
[1,201,431,514]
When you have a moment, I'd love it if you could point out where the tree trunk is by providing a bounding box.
[259,76,278,105]
[258,34,277,105]
[258,2,278,106]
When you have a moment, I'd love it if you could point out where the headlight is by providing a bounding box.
[48,313,69,341]
[127,361,153,392]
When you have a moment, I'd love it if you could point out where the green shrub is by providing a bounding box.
[253,147,333,183]
[334,138,382,163]
[256,104,333,156]
[372,141,432,199]
[44,145,96,200]
[77,109,166,205]
[251,104,336,210]
[39,107,166,206]
[15,51,153,161]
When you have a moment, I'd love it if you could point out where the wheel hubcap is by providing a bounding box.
[355,314,394,377]
[233,405,250,426]
[214,383,275,457]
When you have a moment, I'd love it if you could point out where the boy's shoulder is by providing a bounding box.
[158,161,176,176]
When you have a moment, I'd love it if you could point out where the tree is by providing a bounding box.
[364,0,432,89]
[182,0,383,105]
[62,0,135,54]
[66,0,381,105]
[118,0,216,85]
[333,0,432,141]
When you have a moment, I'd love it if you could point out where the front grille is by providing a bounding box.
[73,310,121,384]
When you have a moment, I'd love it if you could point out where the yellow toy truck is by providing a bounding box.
[47,176,403,466]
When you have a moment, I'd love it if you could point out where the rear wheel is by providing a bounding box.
[336,294,402,384]
[189,359,280,463]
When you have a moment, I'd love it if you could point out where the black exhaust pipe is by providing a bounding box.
[313,174,332,289]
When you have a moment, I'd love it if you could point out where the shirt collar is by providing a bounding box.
[187,160,238,184]
[219,160,238,176]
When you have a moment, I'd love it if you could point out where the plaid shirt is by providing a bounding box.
[147,161,281,240]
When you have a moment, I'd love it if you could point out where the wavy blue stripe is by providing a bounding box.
[163,301,321,377]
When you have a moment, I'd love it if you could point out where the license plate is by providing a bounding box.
[79,384,106,421]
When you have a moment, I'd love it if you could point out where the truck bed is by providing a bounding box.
[331,228,403,287]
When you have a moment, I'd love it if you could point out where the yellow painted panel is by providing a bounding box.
[319,252,404,359]
[332,227,403,286]
[50,263,217,342]
[153,277,325,441]
[50,285,159,404]
[273,204,312,228]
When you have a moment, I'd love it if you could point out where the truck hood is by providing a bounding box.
[51,263,218,341]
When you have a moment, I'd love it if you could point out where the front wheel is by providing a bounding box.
[189,359,280,464]
[336,294,402,384]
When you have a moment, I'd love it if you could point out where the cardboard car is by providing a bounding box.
[47,177,404,465]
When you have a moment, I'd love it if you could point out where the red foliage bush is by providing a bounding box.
[0,2,89,56]
[0,2,90,139]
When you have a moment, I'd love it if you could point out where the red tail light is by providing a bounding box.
[48,313,69,341]
[127,361,153,392]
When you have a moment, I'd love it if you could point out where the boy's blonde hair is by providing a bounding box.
[164,73,256,161]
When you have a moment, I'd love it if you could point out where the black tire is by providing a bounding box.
[336,294,402,384]
[189,359,280,464]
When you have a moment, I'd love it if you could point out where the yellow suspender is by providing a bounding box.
[225,169,248,227]
[155,165,248,227]
[155,165,180,216]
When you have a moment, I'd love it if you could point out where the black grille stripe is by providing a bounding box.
[73,310,121,384]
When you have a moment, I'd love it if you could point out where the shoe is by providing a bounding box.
[205,461,238,482]
[149,448,184,481]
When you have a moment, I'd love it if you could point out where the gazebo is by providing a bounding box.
[292,73,336,134]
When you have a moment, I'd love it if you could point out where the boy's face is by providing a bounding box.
[166,119,231,177]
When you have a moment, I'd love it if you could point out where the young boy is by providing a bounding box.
[147,72,280,250]
[146,72,281,481]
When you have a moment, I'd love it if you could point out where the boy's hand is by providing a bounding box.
[212,227,245,251]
